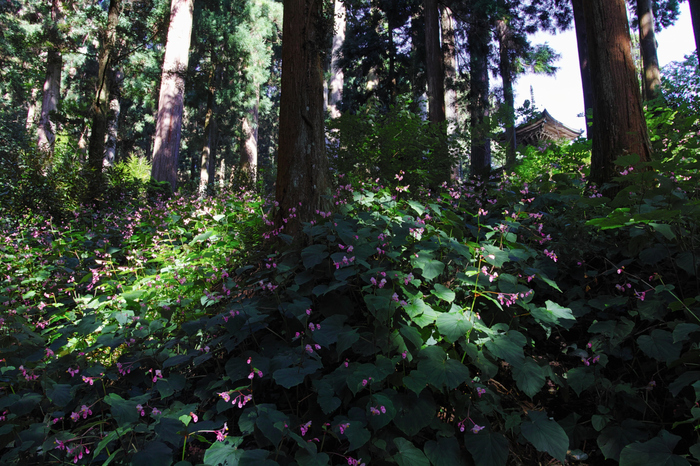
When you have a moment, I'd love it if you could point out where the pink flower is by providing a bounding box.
[471,424,484,434]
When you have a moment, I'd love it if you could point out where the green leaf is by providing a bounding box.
[10,393,42,417]
[345,422,371,451]
[418,346,469,390]
[412,255,444,281]
[669,371,700,397]
[649,223,676,240]
[672,323,700,343]
[46,384,72,407]
[481,245,509,267]
[301,244,328,269]
[393,392,435,436]
[463,431,509,466]
[273,360,322,388]
[364,293,393,323]
[566,367,595,397]
[512,359,545,398]
[424,437,463,466]
[103,393,142,427]
[393,437,430,466]
[131,441,173,466]
[203,437,244,466]
[190,230,214,244]
[484,330,525,365]
[520,411,568,463]
[619,431,689,466]
[436,305,473,343]
[637,329,682,363]
[432,284,455,302]
[598,423,647,461]
[530,301,575,329]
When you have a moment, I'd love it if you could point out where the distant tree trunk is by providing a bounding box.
[328,0,345,118]
[104,69,123,166]
[424,0,445,125]
[275,0,331,241]
[151,0,195,193]
[469,11,491,176]
[199,69,217,196]
[26,88,38,131]
[583,0,651,187]
[442,6,458,178]
[497,18,516,168]
[240,85,259,181]
[87,0,121,195]
[690,0,700,62]
[37,0,63,172]
[572,0,594,139]
[637,0,661,101]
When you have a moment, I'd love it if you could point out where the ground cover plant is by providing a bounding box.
[2,143,700,466]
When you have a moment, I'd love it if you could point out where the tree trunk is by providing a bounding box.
[104,69,123,167]
[36,51,62,165]
[497,18,516,168]
[690,0,700,62]
[583,0,651,187]
[424,0,445,125]
[199,72,217,196]
[572,0,594,139]
[25,88,38,131]
[468,10,491,177]
[151,0,195,193]
[87,0,121,194]
[329,0,345,118]
[275,0,331,241]
[442,6,458,178]
[239,85,259,181]
[637,0,661,101]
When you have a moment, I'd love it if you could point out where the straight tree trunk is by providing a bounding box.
[37,0,62,167]
[275,0,331,241]
[328,0,345,118]
[424,0,445,125]
[572,0,594,139]
[199,71,217,196]
[689,0,700,62]
[469,10,491,176]
[497,18,516,168]
[239,85,259,181]
[104,69,123,166]
[442,6,458,178]
[637,0,661,101]
[26,88,38,131]
[583,0,651,187]
[87,0,121,194]
[151,0,195,193]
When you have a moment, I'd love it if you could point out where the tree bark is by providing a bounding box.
[328,0,345,118]
[151,0,195,193]
[104,69,123,167]
[275,0,331,241]
[571,0,594,139]
[496,18,516,168]
[25,88,38,131]
[688,0,700,63]
[583,0,651,187]
[37,0,63,168]
[468,10,491,177]
[637,0,661,101]
[87,0,121,194]
[442,6,458,178]
[199,69,217,196]
[239,85,259,181]
[424,0,445,125]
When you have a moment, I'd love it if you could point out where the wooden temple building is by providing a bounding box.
[513,109,583,146]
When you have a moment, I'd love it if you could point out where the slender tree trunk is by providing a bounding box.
[87,0,121,195]
[424,0,445,125]
[37,50,62,165]
[26,88,38,131]
[583,0,651,187]
[240,85,259,181]
[199,72,217,196]
[689,0,700,62]
[469,10,491,176]
[572,0,594,139]
[104,69,123,166]
[637,0,661,101]
[442,6,458,179]
[497,18,516,168]
[151,0,195,193]
[275,0,331,241]
[328,0,345,118]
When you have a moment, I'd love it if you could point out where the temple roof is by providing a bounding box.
[515,109,583,146]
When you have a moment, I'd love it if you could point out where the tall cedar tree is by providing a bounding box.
[275,0,331,241]
[690,0,700,61]
[637,0,662,101]
[36,0,63,166]
[151,0,194,193]
[328,0,345,118]
[496,17,516,167]
[571,0,593,139]
[87,0,121,196]
[468,6,491,176]
[583,0,651,186]
[424,0,445,125]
